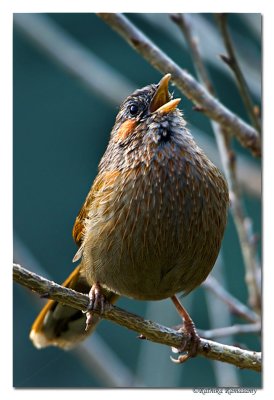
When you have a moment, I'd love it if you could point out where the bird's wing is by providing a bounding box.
[72,170,121,249]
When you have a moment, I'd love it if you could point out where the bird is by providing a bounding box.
[30,74,229,361]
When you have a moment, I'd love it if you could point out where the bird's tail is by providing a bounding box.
[29,264,118,349]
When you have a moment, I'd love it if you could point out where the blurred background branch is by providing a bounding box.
[199,322,261,340]
[13,13,134,104]
[202,275,259,323]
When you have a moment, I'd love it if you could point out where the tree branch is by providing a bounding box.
[13,264,261,372]
[97,13,261,157]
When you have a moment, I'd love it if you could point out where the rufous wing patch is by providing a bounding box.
[114,119,137,142]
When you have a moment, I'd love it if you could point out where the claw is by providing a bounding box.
[85,312,94,331]
[171,346,179,353]
[170,354,191,364]
[85,282,106,331]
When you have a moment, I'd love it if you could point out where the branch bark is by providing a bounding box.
[97,13,261,157]
[13,264,261,372]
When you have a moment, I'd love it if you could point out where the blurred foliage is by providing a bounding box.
[13,13,261,388]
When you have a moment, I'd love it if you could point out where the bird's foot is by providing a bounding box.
[171,318,201,363]
[85,282,106,331]
[170,295,201,364]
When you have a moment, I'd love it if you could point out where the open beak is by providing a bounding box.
[150,73,181,114]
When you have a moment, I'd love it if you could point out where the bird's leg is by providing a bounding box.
[170,295,201,363]
[85,282,106,331]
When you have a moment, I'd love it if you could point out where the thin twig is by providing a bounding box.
[198,322,261,340]
[192,124,261,198]
[97,13,261,157]
[202,276,260,323]
[13,264,261,372]
[216,14,261,133]
[171,13,261,314]
[226,154,261,313]
[214,127,261,313]
[170,13,214,94]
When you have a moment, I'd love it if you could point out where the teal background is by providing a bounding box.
[13,13,261,388]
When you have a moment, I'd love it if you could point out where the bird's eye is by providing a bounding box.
[129,104,139,116]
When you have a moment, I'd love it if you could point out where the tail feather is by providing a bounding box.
[30,265,118,349]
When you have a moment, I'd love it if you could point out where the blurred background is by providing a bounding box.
[13,13,261,388]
